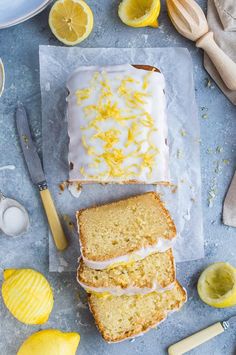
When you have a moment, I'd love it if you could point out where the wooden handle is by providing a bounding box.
[40,188,68,251]
[196,31,236,91]
[168,322,224,355]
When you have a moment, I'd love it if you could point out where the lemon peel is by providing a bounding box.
[2,268,54,324]
[197,262,236,308]
[17,329,80,355]
[118,0,161,28]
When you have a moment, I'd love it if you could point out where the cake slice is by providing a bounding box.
[77,249,175,295]
[88,281,187,342]
[77,192,176,269]
[67,63,169,184]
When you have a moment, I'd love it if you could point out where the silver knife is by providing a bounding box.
[168,315,236,355]
[16,103,68,251]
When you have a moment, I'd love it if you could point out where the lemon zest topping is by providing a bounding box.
[93,129,121,149]
[142,72,152,90]
[77,70,161,180]
[76,88,91,104]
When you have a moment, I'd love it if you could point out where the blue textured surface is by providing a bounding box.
[0,1,236,354]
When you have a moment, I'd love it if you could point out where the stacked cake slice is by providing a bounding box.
[76,192,187,342]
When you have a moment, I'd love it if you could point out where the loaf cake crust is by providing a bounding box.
[77,192,176,268]
[67,64,169,184]
[88,281,187,342]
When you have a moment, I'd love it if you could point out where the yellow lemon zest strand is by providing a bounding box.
[140,111,154,127]
[125,122,140,147]
[143,72,152,90]
[76,88,91,105]
[93,129,121,149]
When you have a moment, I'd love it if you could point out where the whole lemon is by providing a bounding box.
[2,269,54,324]
[17,329,80,355]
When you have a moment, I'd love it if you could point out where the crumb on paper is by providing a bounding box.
[216,146,223,153]
[201,106,208,111]
[180,129,187,137]
[205,78,211,88]
[171,185,178,194]
[208,182,217,208]
[201,113,208,119]
[194,137,201,144]
[177,149,184,159]
[59,181,68,192]
[204,78,215,89]
[45,82,50,91]
[223,159,230,165]
[214,161,222,174]
[207,148,213,154]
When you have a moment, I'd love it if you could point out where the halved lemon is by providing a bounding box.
[49,0,94,46]
[0,58,5,97]
[118,0,161,28]
[197,262,236,308]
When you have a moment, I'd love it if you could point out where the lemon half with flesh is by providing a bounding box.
[49,0,94,46]
[2,269,54,324]
[197,262,236,308]
[17,329,80,355]
[118,0,161,28]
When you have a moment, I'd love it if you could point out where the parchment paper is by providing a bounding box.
[39,46,204,272]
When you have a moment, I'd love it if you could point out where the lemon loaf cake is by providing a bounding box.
[67,64,169,184]
[77,249,175,295]
[77,192,176,269]
[88,281,187,342]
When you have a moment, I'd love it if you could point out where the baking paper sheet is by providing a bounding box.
[39,46,204,272]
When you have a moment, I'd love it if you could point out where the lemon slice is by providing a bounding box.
[118,0,161,28]
[49,0,93,46]
[17,329,80,355]
[2,269,54,324]
[0,58,5,97]
[197,262,236,308]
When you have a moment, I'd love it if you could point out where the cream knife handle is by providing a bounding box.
[196,31,236,91]
[168,322,224,355]
[40,188,68,251]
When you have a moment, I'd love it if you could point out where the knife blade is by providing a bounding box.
[16,103,68,251]
[16,103,46,186]
[222,314,236,329]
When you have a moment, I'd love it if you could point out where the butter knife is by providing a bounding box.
[16,103,68,251]
[168,315,236,355]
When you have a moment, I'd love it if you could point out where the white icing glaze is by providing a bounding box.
[68,182,82,198]
[67,64,169,184]
[81,237,176,270]
[78,278,175,296]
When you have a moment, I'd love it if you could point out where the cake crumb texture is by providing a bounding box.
[88,281,186,342]
[77,249,175,291]
[77,192,176,261]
